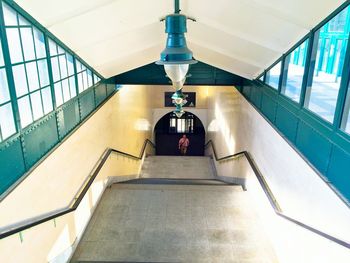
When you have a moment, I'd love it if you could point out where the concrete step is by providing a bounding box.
[140,155,215,180]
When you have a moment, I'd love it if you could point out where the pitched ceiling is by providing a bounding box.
[14,0,346,79]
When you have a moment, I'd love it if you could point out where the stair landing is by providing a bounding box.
[140,156,215,180]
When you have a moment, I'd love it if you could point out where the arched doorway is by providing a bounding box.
[154,112,205,156]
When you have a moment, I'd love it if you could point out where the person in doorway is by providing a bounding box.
[178,134,190,155]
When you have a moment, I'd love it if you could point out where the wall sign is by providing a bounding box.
[165,92,196,107]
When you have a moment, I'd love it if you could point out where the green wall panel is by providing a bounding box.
[95,84,107,106]
[57,100,80,138]
[23,116,59,168]
[80,90,95,120]
[112,61,246,86]
[275,105,299,143]
[242,85,251,99]
[250,86,262,108]
[106,84,115,96]
[240,80,350,202]
[261,94,277,122]
[295,121,332,174]
[0,138,25,195]
[327,146,350,200]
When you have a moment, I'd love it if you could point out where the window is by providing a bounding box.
[76,60,93,93]
[93,73,101,84]
[3,2,52,128]
[265,61,281,90]
[281,39,309,102]
[48,38,76,106]
[0,36,16,141]
[169,113,194,133]
[328,7,348,32]
[305,5,349,123]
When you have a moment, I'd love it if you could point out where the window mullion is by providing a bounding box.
[278,55,285,93]
[44,34,57,109]
[0,1,21,132]
[302,31,318,108]
[73,56,82,121]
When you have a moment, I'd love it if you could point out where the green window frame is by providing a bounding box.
[48,38,77,107]
[76,60,93,93]
[304,5,349,123]
[3,2,52,128]
[0,34,16,141]
[281,39,309,102]
[265,61,282,90]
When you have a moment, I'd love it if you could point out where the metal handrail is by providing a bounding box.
[205,140,350,249]
[0,139,155,239]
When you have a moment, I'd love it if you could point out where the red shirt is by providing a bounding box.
[179,137,189,147]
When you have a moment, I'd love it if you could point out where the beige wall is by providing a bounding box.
[0,85,155,263]
[0,84,210,263]
[206,86,350,261]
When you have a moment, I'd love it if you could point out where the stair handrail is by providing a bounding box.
[205,140,350,249]
[0,139,155,240]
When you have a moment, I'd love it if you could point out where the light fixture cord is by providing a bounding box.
[174,0,180,14]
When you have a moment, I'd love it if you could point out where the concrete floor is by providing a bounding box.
[71,183,278,262]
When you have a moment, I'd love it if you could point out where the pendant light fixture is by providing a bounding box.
[156,0,197,118]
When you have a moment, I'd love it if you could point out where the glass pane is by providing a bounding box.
[18,15,30,26]
[12,64,28,97]
[77,73,84,93]
[0,68,10,104]
[18,95,33,127]
[41,87,53,114]
[62,79,70,102]
[30,91,43,120]
[59,55,68,79]
[76,60,82,72]
[69,76,76,97]
[33,28,46,59]
[87,70,93,87]
[26,61,40,92]
[48,39,57,56]
[2,3,17,26]
[0,103,16,140]
[67,54,74,76]
[51,56,60,82]
[281,39,309,102]
[6,28,23,64]
[37,59,49,87]
[265,62,281,89]
[54,82,63,106]
[329,8,347,32]
[57,45,65,55]
[82,71,88,90]
[20,28,35,61]
[306,6,349,123]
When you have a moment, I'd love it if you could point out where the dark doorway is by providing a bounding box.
[155,112,205,156]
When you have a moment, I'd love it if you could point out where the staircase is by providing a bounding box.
[71,155,278,262]
[140,156,215,179]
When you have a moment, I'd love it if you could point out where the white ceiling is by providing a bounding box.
[15,0,346,79]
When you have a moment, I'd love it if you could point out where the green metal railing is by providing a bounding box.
[0,139,155,240]
[205,140,350,249]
